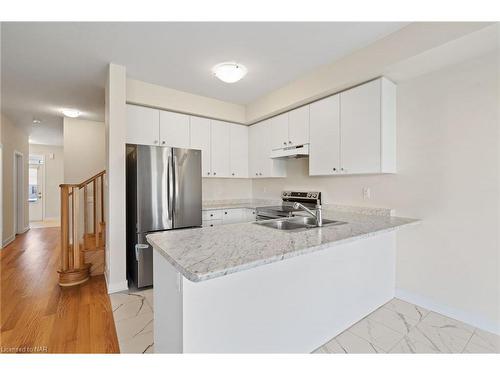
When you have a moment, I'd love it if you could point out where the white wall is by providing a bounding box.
[1,113,29,246]
[253,52,499,332]
[105,64,128,293]
[29,144,64,220]
[245,22,492,123]
[127,78,246,124]
[63,118,105,184]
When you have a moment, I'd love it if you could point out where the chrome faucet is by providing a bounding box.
[293,202,323,227]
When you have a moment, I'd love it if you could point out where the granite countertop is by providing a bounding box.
[147,208,419,283]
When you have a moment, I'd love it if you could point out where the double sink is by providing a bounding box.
[255,216,347,231]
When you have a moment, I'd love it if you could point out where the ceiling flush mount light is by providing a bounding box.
[61,108,81,118]
[212,62,247,83]
[32,118,42,125]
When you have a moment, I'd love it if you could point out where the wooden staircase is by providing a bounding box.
[58,170,106,287]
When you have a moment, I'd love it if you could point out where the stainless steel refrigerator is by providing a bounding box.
[126,144,202,288]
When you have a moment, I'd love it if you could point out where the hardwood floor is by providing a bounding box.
[0,227,120,353]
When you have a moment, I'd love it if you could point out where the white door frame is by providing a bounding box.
[0,144,3,248]
[13,150,26,234]
[29,153,46,221]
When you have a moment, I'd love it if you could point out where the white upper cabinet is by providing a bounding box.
[309,94,340,176]
[210,120,231,178]
[288,106,309,146]
[229,124,248,178]
[269,113,289,150]
[159,110,190,148]
[126,104,160,145]
[340,78,396,174]
[127,77,395,180]
[248,119,286,178]
[268,107,310,150]
[248,122,260,178]
[309,78,396,176]
[190,116,211,177]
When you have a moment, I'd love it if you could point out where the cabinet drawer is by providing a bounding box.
[202,210,222,221]
[202,220,223,228]
[221,208,245,224]
[245,209,256,222]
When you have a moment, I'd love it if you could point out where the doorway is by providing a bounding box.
[13,151,25,234]
[29,154,45,222]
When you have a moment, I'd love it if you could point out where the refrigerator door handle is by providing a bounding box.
[173,154,180,215]
[167,153,174,227]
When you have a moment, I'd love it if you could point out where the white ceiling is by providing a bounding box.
[1,22,409,145]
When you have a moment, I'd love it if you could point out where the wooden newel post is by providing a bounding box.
[60,185,69,272]
[58,184,90,287]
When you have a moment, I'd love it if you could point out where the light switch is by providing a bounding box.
[363,187,371,200]
[49,153,55,160]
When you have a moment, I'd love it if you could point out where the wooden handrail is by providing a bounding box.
[58,170,106,287]
[59,170,106,190]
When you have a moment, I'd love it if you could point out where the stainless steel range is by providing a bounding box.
[255,191,322,220]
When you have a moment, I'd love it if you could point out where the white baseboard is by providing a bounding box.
[2,234,15,248]
[395,288,500,335]
[43,216,59,221]
[15,226,30,234]
[105,273,129,294]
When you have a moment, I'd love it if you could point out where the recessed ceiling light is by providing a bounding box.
[61,108,81,118]
[212,62,247,83]
[32,118,42,125]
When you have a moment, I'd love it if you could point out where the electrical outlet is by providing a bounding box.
[363,187,371,200]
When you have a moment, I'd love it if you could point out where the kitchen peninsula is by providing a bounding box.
[147,205,417,353]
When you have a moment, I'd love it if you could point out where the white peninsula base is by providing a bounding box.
[153,231,396,353]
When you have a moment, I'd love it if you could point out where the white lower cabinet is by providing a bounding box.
[202,208,256,227]
[245,208,256,221]
[202,220,223,228]
[202,210,223,221]
[221,209,246,224]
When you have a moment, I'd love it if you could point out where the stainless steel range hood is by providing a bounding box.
[270,144,309,159]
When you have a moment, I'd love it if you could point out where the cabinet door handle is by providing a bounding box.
[213,172,217,176]
[288,141,292,144]
[161,140,166,145]
[232,172,235,176]
[333,168,337,172]
[154,140,158,144]
[283,142,287,146]
[224,212,227,215]
[255,173,258,176]
[210,214,213,217]
[207,172,211,175]
[259,173,262,176]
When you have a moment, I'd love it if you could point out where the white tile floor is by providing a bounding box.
[110,289,499,354]
[314,298,500,354]
[110,289,154,353]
